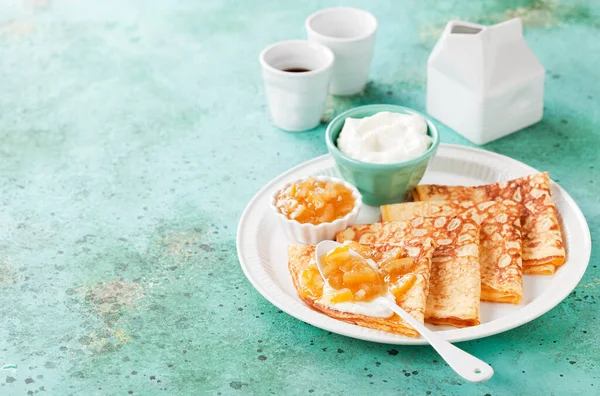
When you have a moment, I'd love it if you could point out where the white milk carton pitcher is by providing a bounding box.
[427,18,545,145]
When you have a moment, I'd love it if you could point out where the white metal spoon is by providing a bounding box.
[315,240,494,383]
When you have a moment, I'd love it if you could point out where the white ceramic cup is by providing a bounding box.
[259,40,334,132]
[305,7,378,96]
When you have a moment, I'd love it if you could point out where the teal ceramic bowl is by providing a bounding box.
[325,104,440,206]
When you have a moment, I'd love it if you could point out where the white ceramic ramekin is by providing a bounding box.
[270,176,362,244]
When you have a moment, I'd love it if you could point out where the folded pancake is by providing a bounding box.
[381,200,523,304]
[412,172,565,275]
[288,239,435,338]
[336,214,481,327]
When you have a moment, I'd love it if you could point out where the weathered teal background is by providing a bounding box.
[0,0,598,395]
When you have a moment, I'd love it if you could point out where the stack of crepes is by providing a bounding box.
[288,172,566,337]
[410,172,566,276]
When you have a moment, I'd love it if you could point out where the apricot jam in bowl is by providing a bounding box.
[270,176,362,244]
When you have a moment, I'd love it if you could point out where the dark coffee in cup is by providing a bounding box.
[282,67,312,73]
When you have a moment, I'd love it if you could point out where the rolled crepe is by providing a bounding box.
[412,172,565,275]
[382,200,523,304]
[288,239,435,338]
[336,213,482,327]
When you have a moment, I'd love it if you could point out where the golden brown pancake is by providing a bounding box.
[288,240,435,338]
[336,214,482,327]
[381,200,523,304]
[412,172,565,275]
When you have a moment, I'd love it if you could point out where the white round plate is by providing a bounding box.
[236,144,591,345]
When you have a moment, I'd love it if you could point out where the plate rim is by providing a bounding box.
[236,143,592,345]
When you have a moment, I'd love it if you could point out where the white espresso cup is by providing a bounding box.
[305,7,378,96]
[260,40,334,132]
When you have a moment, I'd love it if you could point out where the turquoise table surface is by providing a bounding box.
[0,0,598,395]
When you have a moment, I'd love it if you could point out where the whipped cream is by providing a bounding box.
[320,283,396,318]
[337,111,431,164]
[318,255,395,318]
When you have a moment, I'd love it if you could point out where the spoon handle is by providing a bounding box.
[376,297,494,383]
